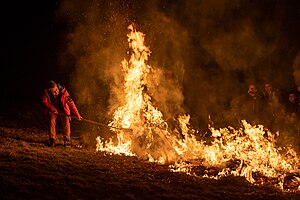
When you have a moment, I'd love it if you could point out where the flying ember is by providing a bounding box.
[96,24,300,191]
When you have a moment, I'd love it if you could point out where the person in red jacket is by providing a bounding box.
[42,80,83,147]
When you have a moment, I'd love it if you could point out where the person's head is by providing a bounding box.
[264,82,273,93]
[47,80,59,96]
[248,84,257,97]
[288,92,296,103]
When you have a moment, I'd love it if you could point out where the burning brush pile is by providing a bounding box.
[96,24,300,192]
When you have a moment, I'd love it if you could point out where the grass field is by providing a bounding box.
[0,108,299,200]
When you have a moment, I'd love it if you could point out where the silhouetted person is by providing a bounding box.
[295,85,300,119]
[261,82,283,131]
[279,90,300,150]
[286,91,297,118]
[231,83,263,125]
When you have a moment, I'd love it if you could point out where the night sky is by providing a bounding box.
[1,0,300,125]
[2,1,65,106]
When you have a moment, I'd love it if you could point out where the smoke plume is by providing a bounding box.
[56,0,300,149]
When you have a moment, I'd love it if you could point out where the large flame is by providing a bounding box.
[96,24,300,191]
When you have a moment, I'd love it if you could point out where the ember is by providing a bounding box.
[96,24,300,192]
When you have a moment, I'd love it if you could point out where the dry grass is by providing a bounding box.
[0,113,299,200]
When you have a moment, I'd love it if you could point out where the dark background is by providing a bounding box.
[1,0,300,129]
[1,1,61,106]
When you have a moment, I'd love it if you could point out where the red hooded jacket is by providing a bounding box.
[42,84,81,119]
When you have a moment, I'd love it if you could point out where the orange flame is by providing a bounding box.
[96,24,300,191]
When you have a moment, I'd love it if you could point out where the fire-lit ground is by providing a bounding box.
[0,118,299,200]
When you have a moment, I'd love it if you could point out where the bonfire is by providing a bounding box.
[96,24,300,192]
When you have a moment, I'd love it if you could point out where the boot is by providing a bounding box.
[64,139,71,148]
[49,138,56,147]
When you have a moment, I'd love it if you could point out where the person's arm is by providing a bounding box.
[65,91,82,120]
[42,90,58,113]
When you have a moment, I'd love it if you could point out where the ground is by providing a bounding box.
[0,107,299,200]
